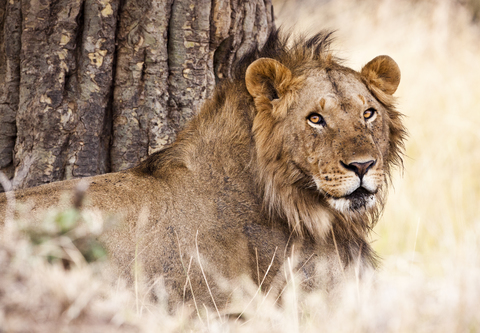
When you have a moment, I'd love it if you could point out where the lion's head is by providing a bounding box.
[242,32,406,241]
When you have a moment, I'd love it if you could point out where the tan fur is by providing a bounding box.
[320,97,326,109]
[0,30,406,311]
[361,55,401,95]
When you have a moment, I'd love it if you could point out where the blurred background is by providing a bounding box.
[273,0,480,269]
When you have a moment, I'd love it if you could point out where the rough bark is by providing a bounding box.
[0,0,274,190]
[0,0,21,184]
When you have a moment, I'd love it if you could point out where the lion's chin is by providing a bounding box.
[326,188,376,214]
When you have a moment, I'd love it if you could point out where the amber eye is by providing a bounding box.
[363,108,376,120]
[307,113,325,126]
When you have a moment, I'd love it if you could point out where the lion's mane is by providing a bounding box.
[138,29,407,266]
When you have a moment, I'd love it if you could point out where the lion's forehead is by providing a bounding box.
[301,69,374,108]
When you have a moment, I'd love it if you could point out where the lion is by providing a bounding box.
[0,29,405,311]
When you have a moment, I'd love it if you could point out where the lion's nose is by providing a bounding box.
[341,160,376,179]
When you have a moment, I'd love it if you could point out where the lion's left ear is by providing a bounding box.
[245,58,292,102]
[361,55,401,95]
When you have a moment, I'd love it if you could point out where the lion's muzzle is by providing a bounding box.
[316,158,382,213]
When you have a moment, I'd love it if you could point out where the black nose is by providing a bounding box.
[341,160,376,179]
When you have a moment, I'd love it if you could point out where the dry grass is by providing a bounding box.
[2,0,480,331]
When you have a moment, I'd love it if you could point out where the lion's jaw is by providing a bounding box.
[321,183,378,214]
[314,168,384,214]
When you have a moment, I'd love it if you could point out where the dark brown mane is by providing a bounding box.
[234,28,338,80]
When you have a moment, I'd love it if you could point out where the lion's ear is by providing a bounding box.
[361,55,401,95]
[245,58,292,102]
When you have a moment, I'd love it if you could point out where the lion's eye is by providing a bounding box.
[363,108,376,120]
[307,113,325,126]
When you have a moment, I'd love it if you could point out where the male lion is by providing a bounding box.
[0,30,405,311]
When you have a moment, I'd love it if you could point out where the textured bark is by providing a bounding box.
[0,0,21,183]
[0,0,274,190]
[13,0,118,189]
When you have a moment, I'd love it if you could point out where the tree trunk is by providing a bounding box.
[0,0,274,191]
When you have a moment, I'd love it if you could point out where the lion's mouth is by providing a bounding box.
[344,187,375,210]
[344,187,373,200]
[325,187,376,212]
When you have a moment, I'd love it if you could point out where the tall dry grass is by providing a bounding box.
[2,0,480,331]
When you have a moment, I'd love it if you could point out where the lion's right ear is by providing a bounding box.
[245,58,292,106]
